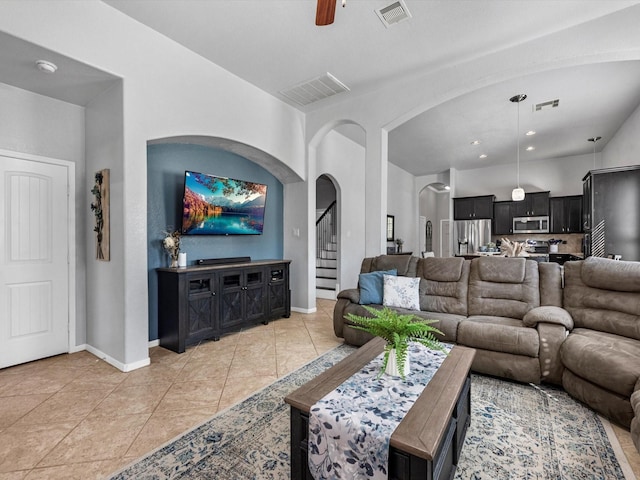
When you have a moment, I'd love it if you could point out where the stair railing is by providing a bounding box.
[316,200,337,259]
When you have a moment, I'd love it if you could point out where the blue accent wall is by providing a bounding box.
[147,143,284,341]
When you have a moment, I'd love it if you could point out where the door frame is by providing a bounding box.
[1,148,76,355]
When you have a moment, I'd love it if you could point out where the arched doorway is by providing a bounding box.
[419,182,451,257]
[315,174,338,299]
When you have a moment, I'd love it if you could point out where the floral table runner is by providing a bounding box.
[308,343,451,480]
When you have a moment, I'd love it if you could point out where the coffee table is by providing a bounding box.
[284,337,475,480]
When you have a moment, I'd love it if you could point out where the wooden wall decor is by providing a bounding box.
[91,169,110,261]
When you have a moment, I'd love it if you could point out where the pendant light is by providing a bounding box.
[510,94,527,202]
[588,136,601,170]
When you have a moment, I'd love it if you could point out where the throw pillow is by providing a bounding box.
[383,275,420,310]
[358,269,397,305]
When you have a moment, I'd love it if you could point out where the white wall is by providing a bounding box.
[603,101,640,168]
[387,162,418,254]
[0,82,87,347]
[455,153,596,200]
[0,1,305,369]
[316,130,366,291]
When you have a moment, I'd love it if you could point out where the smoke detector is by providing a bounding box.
[35,60,57,74]
[375,0,412,28]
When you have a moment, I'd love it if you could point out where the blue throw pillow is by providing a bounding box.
[358,269,398,305]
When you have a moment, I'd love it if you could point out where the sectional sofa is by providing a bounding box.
[333,254,640,453]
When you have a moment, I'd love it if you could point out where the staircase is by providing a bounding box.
[316,201,338,300]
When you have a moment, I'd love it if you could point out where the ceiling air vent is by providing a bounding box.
[375,0,412,28]
[280,72,350,107]
[534,99,560,112]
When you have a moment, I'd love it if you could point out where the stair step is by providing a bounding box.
[316,277,337,289]
[316,258,337,268]
[316,288,337,300]
[320,251,337,260]
[316,267,337,277]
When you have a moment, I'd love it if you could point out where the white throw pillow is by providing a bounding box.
[383,275,420,311]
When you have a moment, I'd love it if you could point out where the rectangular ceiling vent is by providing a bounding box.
[375,0,412,28]
[534,99,560,112]
[280,72,350,107]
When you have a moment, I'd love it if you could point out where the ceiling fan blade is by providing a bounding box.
[316,0,336,26]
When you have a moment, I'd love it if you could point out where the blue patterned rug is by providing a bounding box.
[109,344,633,480]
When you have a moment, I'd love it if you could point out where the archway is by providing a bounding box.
[315,174,338,299]
[418,182,451,257]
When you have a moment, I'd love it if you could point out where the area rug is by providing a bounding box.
[109,344,635,480]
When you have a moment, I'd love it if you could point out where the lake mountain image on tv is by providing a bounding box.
[182,171,267,235]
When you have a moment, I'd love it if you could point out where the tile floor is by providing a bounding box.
[0,298,638,479]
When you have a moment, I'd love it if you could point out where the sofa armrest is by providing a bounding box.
[523,306,574,330]
[337,288,360,304]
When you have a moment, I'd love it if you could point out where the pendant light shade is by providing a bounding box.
[510,94,527,202]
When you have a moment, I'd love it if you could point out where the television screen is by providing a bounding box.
[181,171,267,235]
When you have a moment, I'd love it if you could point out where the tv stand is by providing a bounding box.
[157,259,291,353]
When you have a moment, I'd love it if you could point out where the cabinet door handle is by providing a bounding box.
[211,292,216,296]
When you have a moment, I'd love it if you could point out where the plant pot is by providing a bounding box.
[385,348,410,377]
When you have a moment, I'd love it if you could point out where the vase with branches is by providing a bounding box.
[345,306,446,379]
[162,229,182,268]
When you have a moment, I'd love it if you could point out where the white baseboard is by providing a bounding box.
[291,306,317,314]
[148,339,160,348]
[80,344,150,372]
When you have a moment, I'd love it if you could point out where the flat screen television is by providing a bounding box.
[181,170,267,235]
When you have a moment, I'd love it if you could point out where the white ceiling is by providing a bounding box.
[3,1,640,177]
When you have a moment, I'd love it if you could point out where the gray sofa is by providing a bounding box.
[333,254,640,452]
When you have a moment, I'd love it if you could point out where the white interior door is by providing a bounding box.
[0,155,70,368]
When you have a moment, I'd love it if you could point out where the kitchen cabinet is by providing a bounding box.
[550,195,583,234]
[453,195,495,220]
[583,166,640,261]
[493,201,516,235]
[513,191,549,217]
[157,259,291,353]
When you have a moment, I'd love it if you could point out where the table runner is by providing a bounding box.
[308,343,450,480]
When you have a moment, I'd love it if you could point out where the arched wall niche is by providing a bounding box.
[146,135,292,340]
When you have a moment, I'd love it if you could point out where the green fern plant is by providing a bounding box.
[346,306,446,379]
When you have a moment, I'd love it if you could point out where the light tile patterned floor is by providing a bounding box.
[0,298,638,479]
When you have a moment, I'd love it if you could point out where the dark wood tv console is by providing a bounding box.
[157,259,291,353]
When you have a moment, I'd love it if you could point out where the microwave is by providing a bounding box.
[512,216,549,234]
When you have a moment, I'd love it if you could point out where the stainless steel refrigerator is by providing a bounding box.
[453,219,492,255]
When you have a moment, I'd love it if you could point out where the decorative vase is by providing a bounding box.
[385,348,410,377]
[550,244,558,253]
[169,256,179,268]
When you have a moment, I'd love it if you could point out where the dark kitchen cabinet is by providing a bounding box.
[583,166,640,261]
[157,259,291,353]
[493,201,516,235]
[550,195,583,234]
[453,195,495,220]
[513,191,550,217]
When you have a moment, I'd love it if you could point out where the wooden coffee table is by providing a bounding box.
[284,337,475,480]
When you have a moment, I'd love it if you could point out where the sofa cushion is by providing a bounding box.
[411,310,464,343]
[468,257,540,319]
[358,269,397,305]
[564,261,640,340]
[477,256,526,283]
[582,256,640,292]
[420,257,464,282]
[458,316,540,357]
[383,275,420,310]
[417,258,470,317]
[561,328,640,398]
[370,255,418,277]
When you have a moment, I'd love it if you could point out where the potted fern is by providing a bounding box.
[345,306,446,379]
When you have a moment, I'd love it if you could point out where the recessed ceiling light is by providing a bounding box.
[470,140,481,146]
[479,154,487,159]
[526,131,536,136]
[35,60,57,74]
[526,146,535,151]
